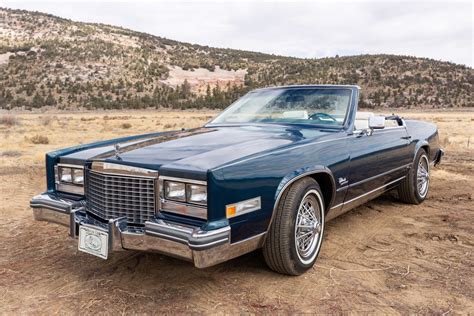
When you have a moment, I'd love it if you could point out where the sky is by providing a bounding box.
[3,0,473,67]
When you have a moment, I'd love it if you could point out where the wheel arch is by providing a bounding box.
[271,166,336,223]
[306,172,335,213]
[415,140,430,158]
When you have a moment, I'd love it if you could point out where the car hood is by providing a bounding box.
[61,125,336,173]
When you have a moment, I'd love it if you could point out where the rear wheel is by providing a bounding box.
[398,149,430,204]
[263,178,325,276]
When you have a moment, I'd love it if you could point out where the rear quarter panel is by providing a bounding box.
[404,119,441,163]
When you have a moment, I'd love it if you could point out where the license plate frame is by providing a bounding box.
[78,225,109,259]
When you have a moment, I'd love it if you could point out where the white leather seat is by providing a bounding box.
[354,112,374,130]
[282,111,309,120]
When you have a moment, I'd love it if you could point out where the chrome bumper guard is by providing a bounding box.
[30,193,263,268]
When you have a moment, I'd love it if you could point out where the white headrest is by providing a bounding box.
[282,111,309,119]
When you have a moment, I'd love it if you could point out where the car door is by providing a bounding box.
[343,125,412,210]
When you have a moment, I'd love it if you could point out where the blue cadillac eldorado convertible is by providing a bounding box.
[30,85,444,275]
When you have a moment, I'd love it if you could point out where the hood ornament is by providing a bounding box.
[114,143,123,161]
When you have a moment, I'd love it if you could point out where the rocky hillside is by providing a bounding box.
[0,8,472,110]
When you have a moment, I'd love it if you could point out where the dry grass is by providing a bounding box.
[0,115,20,126]
[39,116,54,126]
[0,109,472,169]
[393,110,474,150]
[0,110,217,168]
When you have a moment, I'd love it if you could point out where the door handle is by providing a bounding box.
[401,136,412,140]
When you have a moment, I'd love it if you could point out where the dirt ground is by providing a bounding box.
[0,110,473,314]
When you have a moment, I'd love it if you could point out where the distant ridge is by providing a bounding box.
[0,8,472,110]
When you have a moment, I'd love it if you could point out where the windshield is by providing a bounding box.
[210,87,352,127]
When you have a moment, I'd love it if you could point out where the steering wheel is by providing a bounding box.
[308,112,337,122]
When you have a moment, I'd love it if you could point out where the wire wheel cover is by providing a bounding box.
[295,191,322,263]
[417,155,429,197]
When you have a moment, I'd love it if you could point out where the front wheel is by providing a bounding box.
[263,178,325,275]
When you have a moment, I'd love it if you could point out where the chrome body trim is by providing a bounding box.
[341,176,406,207]
[346,164,411,188]
[30,193,85,214]
[159,176,207,186]
[91,161,158,178]
[326,176,406,221]
[30,192,260,268]
[56,183,84,195]
[160,200,207,219]
[353,125,406,134]
[57,163,85,169]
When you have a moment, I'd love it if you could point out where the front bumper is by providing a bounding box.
[30,193,263,268]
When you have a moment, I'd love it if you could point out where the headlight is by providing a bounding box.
[162,180,207,206]
[59,167,72,183]
[55,164,84,195]
[72,169,84,185]
[186,184,207,205]
[164,181,186,202]
[159,178,208,219]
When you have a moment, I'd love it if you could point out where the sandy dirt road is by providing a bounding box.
[0,110,472,314]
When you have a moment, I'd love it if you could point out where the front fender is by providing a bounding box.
[274,165,336,211]
[262,166,336,242]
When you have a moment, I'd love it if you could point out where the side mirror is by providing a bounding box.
[369,116,385,129]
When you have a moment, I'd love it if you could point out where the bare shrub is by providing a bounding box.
[39,116,53,126]
[0,116,20,127]
[120,123,132,129]
[0,151,22,157]
[29,135,50,144]
[81,117,96,122]
[104,115,131,121]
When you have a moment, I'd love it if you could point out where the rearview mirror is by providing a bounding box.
[369,116,385,129]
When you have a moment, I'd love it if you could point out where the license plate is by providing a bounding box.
[78,225,109,259]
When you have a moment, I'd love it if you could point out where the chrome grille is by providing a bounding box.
[85,169,156,224]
